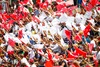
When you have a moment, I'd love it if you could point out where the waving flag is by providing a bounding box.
[45,52,53,67]
[67,50,78,58]
[74,46,87,57]
[65,30,71,40]
[18,30,23,39]
[7,45,14,55]
[74,34,82,42]
[8,38,15,47]
[83,24,91,37]
[88,43,94,52]
[10,13,18,20]
[82,2,93,11]
[33,16,40,23]
[90,0,98,7]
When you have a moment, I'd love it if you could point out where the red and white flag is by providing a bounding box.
[7,45,14,55]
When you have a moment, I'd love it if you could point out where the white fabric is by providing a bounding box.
[0,43,7,47]
[65,16,74,30]
[39,12,47,21]
[0,58,2,64]
[84,11,92,19]
[25,22,33,31]
[51,18,60,26]
[90,40,96,48]
[32,34,41,43]
[60,38,66,46]
[4,33,10,42]
[21,57,30,67]
[60,27,68,39]
[7,45,14,52]
[87,19,95,26]
[59,13,68,22]
[97,51,100,60]
[13,37,21,43]
[31,64,37,67]
[75,13,82,24]
[20,34,30,44]
[29,50,35,59]
[33,44,44,49]
[80,24,85,31]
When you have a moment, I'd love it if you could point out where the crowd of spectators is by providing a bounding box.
[0,0,100,67]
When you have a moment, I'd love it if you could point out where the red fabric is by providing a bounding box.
[88,43,94,53]
[21,11,28,18]
[56,0,62,2]
[85,65,91,67]
[65,30,71,40]
[33,16,40,23]
[19,0,29,5]
[38,49,44,55]
[45,60,53,67]
[6,23,11,31]
[23,0,29,4]
[97,1,100,5]
[74,46,87,57]
[36,0,41,4]
[18,30,23,39]
[7,51,14,55]
[29,59,34,63]
[18,13,23,20]
[0,23,11,31]
[16,61,21,67]
[56,4,65,11]
[83,24,91,37]
[93,55,98,67]
[40,2,48,9]
[98,7,100,10]
[0,23,5,29]
[67,51,78,58]
[98,37,100,41]
[2,14,8,22]
[48,53,52,61]
[66,58,74,60]
[0,5,2,10]
[45,52,53,67]
[73,51,79,56]
[8,38,15,47]
[17,6,24,12]
[86,3,93,11]
[90,0,98,7]
[4,14,10,20]
[8,20,14,24]
[61,7,68,13]
[5,20,14,31]
[82,3,93,11]
[10,13,18,20]
[74,34,82,42]
[83,0,87,2]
